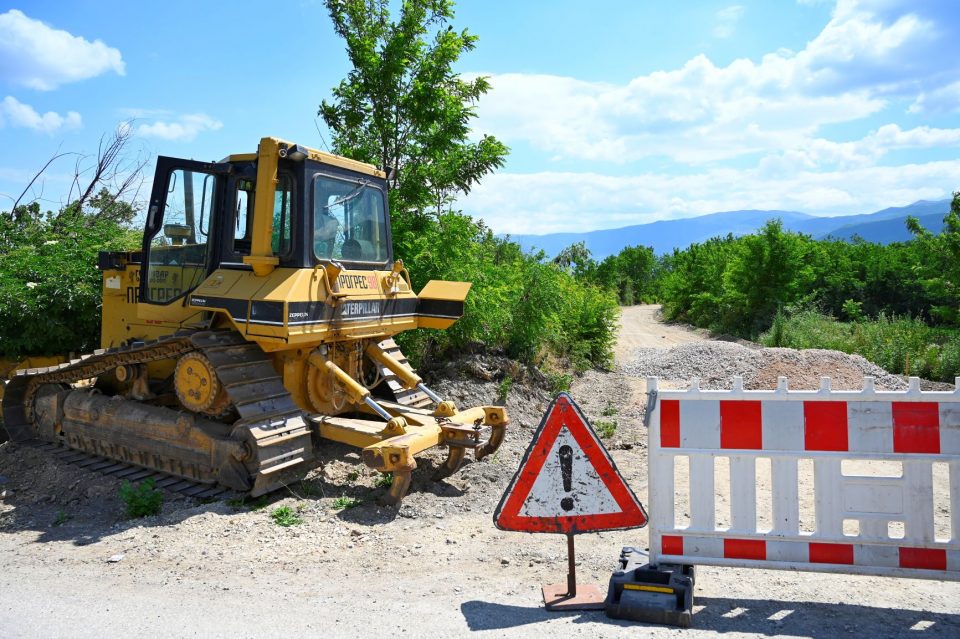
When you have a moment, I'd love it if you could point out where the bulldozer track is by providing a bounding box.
[24,440,237,500]
[1,330,314,497]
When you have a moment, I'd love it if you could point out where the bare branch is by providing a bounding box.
[11,147,74,214]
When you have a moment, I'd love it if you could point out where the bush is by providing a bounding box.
[119,478,163,518]
[0,203,140,358]
[393,211,619,372]
[760,309,960,382]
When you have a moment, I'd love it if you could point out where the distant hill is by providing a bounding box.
[509,200,951,259]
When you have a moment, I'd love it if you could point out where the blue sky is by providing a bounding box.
[1,0,959,234]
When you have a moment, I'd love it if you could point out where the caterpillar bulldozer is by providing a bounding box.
[0,137,508,504]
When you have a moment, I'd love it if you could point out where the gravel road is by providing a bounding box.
[1,305,957,638]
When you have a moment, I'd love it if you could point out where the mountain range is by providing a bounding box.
[509,199,952,259]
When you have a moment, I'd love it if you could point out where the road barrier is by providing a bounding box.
[606,375,960,625]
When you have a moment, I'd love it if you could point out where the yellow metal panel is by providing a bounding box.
[418,280,471,301]
[223,138,383,177]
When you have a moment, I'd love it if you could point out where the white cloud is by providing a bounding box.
[909,80,960,115]
[0,10,124,91]
[460,160,960,235]
[472,0,960,166]
[137,114,223,142]
[0,96,81,134]
[714,6,745,39]
[759,124,960,173]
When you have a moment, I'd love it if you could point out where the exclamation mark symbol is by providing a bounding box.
[559,444,574,512]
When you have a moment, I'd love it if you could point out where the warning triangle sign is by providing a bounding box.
[494,393,647,534]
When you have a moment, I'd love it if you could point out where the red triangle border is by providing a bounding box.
[494,392,648,534]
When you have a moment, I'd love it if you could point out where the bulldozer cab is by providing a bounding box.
[138,138,393,306]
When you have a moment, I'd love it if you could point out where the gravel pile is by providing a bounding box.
[624,341,914,390]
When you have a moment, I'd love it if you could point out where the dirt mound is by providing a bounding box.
[622,341,929,390]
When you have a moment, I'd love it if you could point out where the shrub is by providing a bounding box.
[393,211,619,373]
[0,203,140,358]
[760,310,960,383]
[119,478,163,518]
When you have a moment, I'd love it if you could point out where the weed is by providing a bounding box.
[52,510,71,527]
[601,402,618,417]
[595,419,617,439]
[346,470,360,482]
[332,496,362,510]
[496,375,513,404]
[373,473,393,489]
[119,478,163,518]
[545,370,572,394]
[270,505,302,527]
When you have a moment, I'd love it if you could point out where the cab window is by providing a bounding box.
[144,169,216,303]
[228,175,293,262]
[313,174,388,263]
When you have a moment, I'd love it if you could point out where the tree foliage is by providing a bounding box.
[319,0,507,216]
[906,191,960,324]
[320,0,616,371]
[0,125,144,358]
[0,201,140,358]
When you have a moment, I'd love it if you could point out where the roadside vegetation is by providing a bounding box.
[559,193,960,382]
[119,478,164,518]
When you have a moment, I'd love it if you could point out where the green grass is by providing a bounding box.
[594,419,617,439]
[270,505,303,527]
[601,402,618,417]
[346,470,360,482]
[332,496,363,510]
[760,310,960,382]
[119,478,163,518]
[52,510,71,527]
[373,473,393,489]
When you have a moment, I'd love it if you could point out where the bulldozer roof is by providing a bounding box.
[220,137,386,179]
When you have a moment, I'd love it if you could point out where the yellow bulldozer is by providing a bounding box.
[1,137,507,504]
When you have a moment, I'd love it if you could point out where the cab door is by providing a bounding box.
[139,157,231,307]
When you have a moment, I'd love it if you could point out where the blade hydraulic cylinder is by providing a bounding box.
[319,358,393,421]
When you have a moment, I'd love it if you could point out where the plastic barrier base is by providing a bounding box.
[605,547,695,628]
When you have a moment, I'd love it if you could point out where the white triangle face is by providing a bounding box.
[517,426,621,518]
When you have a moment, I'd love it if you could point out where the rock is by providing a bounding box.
[500,557,510,565]
[106,554,124,563]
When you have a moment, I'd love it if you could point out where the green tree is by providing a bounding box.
[318,0,508,217]
[722,220,815,335]
[553,241,595,279]
[907,192,960,324]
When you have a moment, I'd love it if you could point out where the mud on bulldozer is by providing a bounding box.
[0,137,508,504]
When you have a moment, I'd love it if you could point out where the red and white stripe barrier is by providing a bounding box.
[647,376,960,580]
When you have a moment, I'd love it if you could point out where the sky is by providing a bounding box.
[1,0,959,235]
